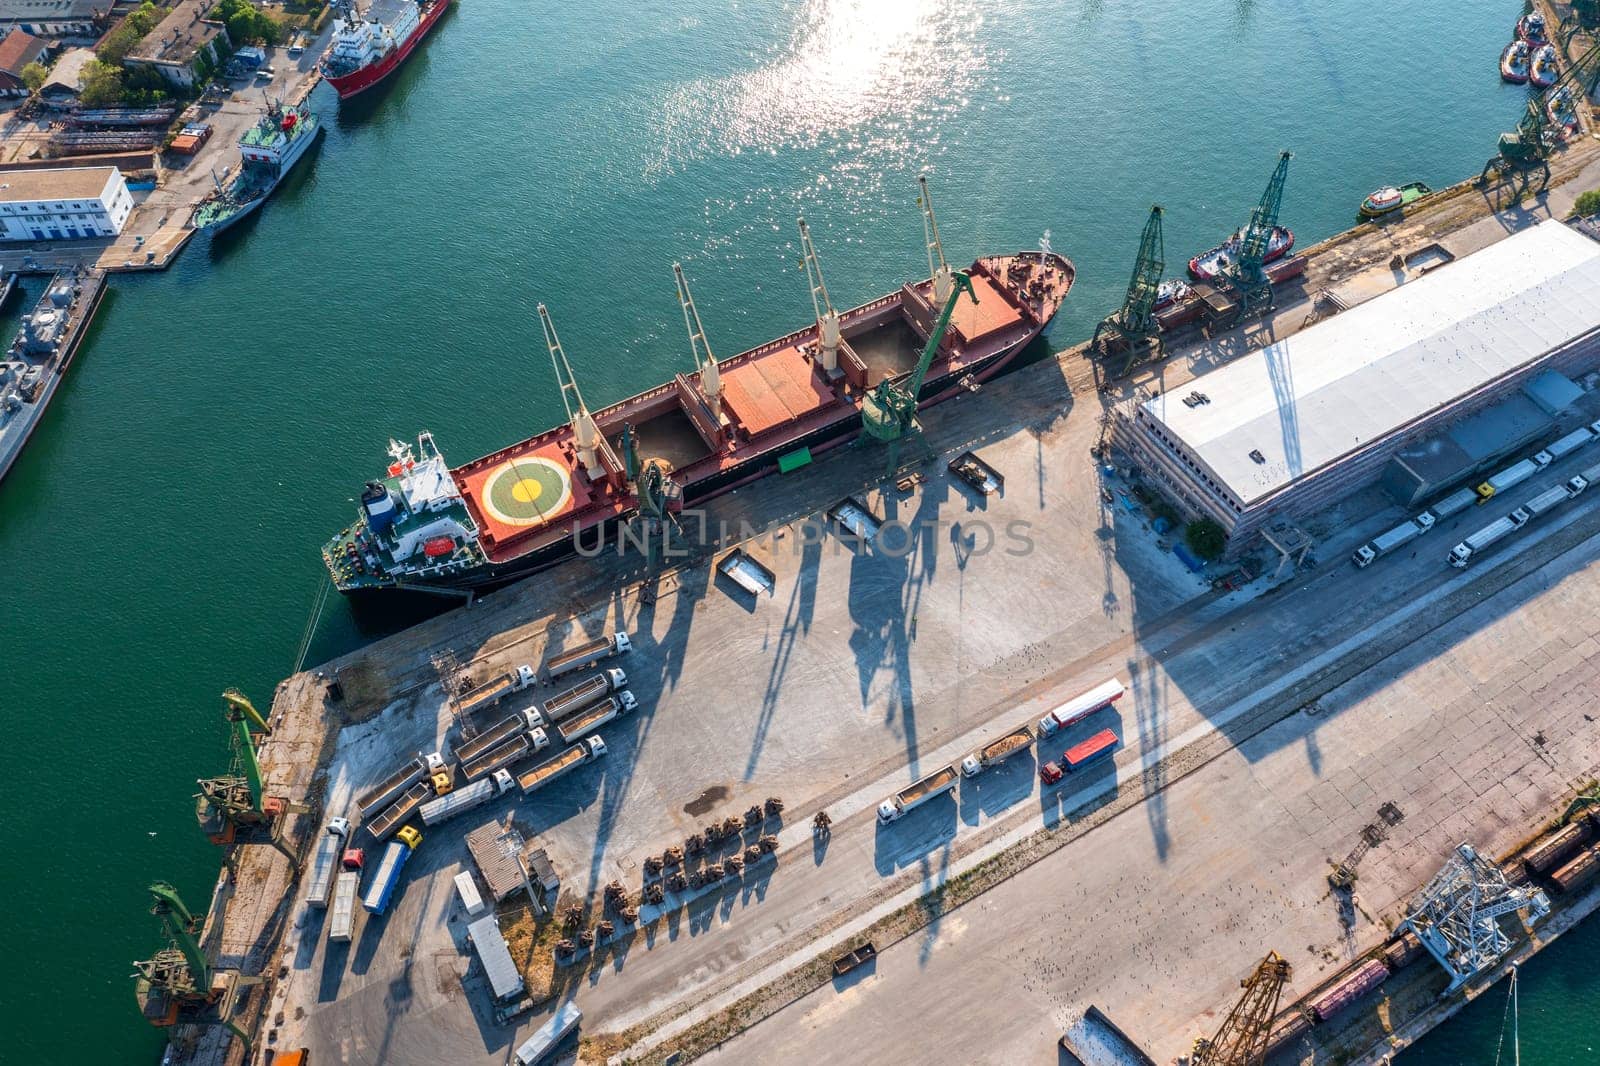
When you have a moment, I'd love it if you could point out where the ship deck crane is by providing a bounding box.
[797,217,843,373]
[861,269,977,473]
[539,303,620,484]
[1220,151,1291,321]
[1190,951,1292,1066]
[674,262,725,431]
[918,175,955,307]
[1093,204,1166,369]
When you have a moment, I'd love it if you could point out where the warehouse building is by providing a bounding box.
[1114,220,1600,548]
[0,166,132,240]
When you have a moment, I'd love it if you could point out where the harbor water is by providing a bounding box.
[0,0,1578,1059]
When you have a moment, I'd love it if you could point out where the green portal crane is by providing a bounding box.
[860,270,977,473]
[133,881,212,1025]
[1483,98,1554,191]
[1220,151,1291,320]
[1093,204,1166,368]
[196,691,269,841]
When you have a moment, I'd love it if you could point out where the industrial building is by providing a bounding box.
[123,0,228,88]
[0,166,132,240]
[0,0,101,37]
[1114,220,1600,546]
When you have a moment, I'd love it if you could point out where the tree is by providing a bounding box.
[78,59,124,107]
[20,61,46,93]
[96,2,164,64]
[213,0,284,45]
[1575,189,1600,219]
[1184,518,1226,562]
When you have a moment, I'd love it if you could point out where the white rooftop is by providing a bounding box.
[1142,220,1600,505]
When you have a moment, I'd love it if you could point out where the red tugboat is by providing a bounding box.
[1516,11,1548,44]
[320,0,451,99]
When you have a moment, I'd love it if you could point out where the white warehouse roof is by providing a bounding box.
[1141,220,1600,505]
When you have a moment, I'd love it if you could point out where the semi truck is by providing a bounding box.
[1062,728,1119,770]
[329,867,360,943]
[362,825,422,915]
[1477,459,1542,500]
[1524,482,1578,518]
[1535,426,1595,465]
[554,693,638,745]
[304,816,351,908]
[540,632,632,682]
[456,664,538,718]
[541,669,627,722]
[421,769,515,827]
[459,727,550,780]
[1038,679,1125,736]
[454,708,547,766]
[959,726,1034,777]
[356,756,426,819]
[1448,508,1530,568]
[366,779,433,842]
[877,764,958,823]
[518,736,607,796]
[1351,519,1424,568]
[513,1001,582,1066]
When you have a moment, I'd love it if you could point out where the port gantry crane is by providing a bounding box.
[1093,204,1167,371]
[1190,951,1293,1066]
[194,689,298,867]
[860,268,977,474]
[797,216,844,374]
[134,881,257,1050]
[1219,151,1292,323]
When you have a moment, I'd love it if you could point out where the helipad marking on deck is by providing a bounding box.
[483,457,573,526]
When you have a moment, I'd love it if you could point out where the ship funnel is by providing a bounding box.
[797,217,841,372]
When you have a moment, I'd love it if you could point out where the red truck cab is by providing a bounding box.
[1039,761,1064,785]
[341,848,365,870]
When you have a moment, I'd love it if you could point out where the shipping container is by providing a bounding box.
[454,871,486,917]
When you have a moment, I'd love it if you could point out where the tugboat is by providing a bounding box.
[320,0,452,99]
[191,100,322,235]
[1531,43,1559,88]
[1186,225,1294,282]
[1501,39,1531,84]
[1517,11,1548,44]
[1152,278,1191,312]
[1546,85,1579,133]
[1359,182,1432,220]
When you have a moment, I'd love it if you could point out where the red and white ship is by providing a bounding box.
[320,0,451,99]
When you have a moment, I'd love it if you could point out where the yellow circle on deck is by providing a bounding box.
[482,456,574,527]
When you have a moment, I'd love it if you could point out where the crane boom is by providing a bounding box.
[673,262,722,421]
[1221,151,1292,319]
[149,881,211,990]
[918,175,954,306]
[861,270,976,445]
[797,217,842,371]
[538,303,616,481]
[1093,204,1165,364]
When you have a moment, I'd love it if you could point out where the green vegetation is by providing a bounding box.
[214,0,285,45]
[20,61,46,93]
[77,60,125,107]
[1185,518,1227,561]
[1574,188,1600,218]
[95,1,165,64]
[120,63,172,105]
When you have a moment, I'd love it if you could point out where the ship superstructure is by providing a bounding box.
[323,188,1073,595]
[320,0,450,99]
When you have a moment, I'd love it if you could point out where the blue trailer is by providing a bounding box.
[362,826,421,915]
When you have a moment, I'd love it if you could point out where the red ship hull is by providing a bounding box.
[324,0,451,99]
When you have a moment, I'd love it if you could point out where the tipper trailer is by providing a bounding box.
[1351,520,1424,568]
[539,632,631,682]
[454,708,546,766]
[362,826,421,915]
[1524,482,1579,518]
[541,669,626,722]
[877,765,958,823]
[1535,426,1595,464]
[1477,459,1542,500]
[366,779,432,842]
[456,664,537,718]
[554,693,637,745]
[356,756,426,819]
[518,736,607,795]
[1426,487,1479,521]
[420,769,514,826]
[304,817,350,908]
[460,726,550,780]
[959,726,1033,777]
[1449,508,1530,568]
[329,869,360,943]
[1038,679,1125,735]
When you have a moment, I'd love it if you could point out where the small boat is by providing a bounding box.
[1359,181,1433,220]
[1152,277,1191,312]
[1517,11,1548,44]
[1546,85,1578,132]
[1501,40,1531,84]
[1187,225,1295,282]
[1531,43,1559,88]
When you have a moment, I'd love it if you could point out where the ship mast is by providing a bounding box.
[797,217,841,372]
[918,175,954,306]
[673,262,723,424]
[538,304,616,482]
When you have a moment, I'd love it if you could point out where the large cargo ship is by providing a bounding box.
[322,198,1073,596]
[191,101,321,235]
[320,0,451,99]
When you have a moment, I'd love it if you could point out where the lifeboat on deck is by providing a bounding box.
[423,536,455,558]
